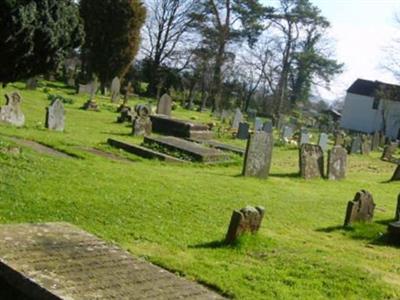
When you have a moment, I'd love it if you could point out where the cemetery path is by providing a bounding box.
[0,223,225,300]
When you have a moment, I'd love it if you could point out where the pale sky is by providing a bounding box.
[266,0,400,102]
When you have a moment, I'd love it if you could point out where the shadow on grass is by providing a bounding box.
[189,239,230,249]
[101,131,132,137]
[269,172,300,179]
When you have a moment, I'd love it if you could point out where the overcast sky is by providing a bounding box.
[265,0,400,102]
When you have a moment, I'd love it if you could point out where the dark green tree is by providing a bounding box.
[0,0,84,85]
[80,0,146,91]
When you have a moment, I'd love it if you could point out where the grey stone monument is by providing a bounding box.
[45,99,65,131]
[318,133,329,151]
[0,92,25,127]
[344,190,375,226]
[237,122,250,140]
[282,126,293,140]
[327,146,347,180]
[225,206,265,244]
[242,131,273,178]
[382,142,398,162]
[299,144,324,179]
[132,104,152,136]
[82,79,99,111]
[361,135,371,155]
[371,131,380,151]
[254,117,263,131]
[110,76,121,103]
[232,108,243,129]
[349,136,362,154]
[156,93,172,117]
[263,121,273,133]
[299,129,309,146]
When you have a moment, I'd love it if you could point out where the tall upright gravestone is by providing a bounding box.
[327,146,347,180]
[45,99,65,132]
[156,94,172,117]
[0,92,25,127]
[110,77,121,103]
[299,144,324,179]
[344,190,375,226]
[232,108,243,129]
[318,133,329,151]
[242,131,273,178]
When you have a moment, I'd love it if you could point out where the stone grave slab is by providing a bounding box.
[327,146,347,180]
[318,133,329,151]
[190,139,245,156]
[344,190,375,226]
[299,144,324,179]
[108,138,185,163]
[242,131,273,178]
[46,99,65,132]
[225,206,265,244]
[143,136,229,163]
[0,92,25,127]
[150,115,213,140]
[236,122,250,140]
[156,93,172,117]
[0,223,223,300]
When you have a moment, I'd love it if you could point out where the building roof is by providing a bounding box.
[347,79,400,101]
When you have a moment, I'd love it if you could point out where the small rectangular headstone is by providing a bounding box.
[254,118,263,131]
[299,129,309,146]
[242,131,273,178]
[282,126,293,140]
[299,144,324,179]
[327,146,347,180]
[262,121,273,133]
[318,133,329,151]
[349,136,362,154]
[237,122,250,140]
[344,190,376,226]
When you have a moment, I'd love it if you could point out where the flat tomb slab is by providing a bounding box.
[0,223,224,300]
[150,115,214,140]
[144,136,230,162]
[191,139,245,156]
[107,138,186,163]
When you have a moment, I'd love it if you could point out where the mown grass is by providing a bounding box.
[0,81,399,299]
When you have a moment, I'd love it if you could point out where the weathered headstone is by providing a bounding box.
[221,109,230,124]
[327,146,347,180]
[110,77,121,103]
[344,190,376,226]
[282,126,293,140]
[349,136,362,154]
[334,131,345,146]
[45,99,65,131]
[156,93,172,117]
[237,122,250,140]
[78,83,93,94]
[25,78,38,90]
[132,104,152,136]
[0,92,25,127]
[318,133,329,151]
[82,79,99,111]
[262,121,273,133]
[232,108,243,129]
[382,142,398,162]
[299,144,324,179]
[242,131,273,178]
[254,117,263,131]
[361,135,371,155]
[371,131,380,151]
[299,129,309,146]
[225,206,265,244]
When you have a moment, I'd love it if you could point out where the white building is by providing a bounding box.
[340,79,400,140]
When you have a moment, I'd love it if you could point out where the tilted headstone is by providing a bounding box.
[110,77,121,103]
[390,165,400,182]
[349,136,362,154]
[344,190,375,226]
[262,121,273,133]
[299,144,324,179]
[156,93,172,117]
[232,108,243,129]
[327,146,347,180]
[225,206,265,244]
[299,129,309,146]
[371,131,380,151]
[242,131,273,178]
[0,92,25,127]
[45,99,65,131]
[254,118,263,131]
[361,135,371,155]
[318,133,329,151]
[381,142,398,162]
[237,122,250,140]
[132,104,152,136]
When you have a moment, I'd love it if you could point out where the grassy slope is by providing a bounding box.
[0,82,399,300]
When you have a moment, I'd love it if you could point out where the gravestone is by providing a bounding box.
[282,126,293,140]
[25,78,38,90]
[237,122,250,140]
[132,104,152,136]
[254,117,263,131]
[156,93,172,117]
[262,121,273,133]
[78,83,93,94]
[334,131,345,146]
[242,131,273,178]
[388,221,400,243]
[299,129,309,146]
[371,131,380,151]
[390,165,400,181]
[221,109,230,124]
[0,92,25,127]
[327,146,347,180]
[379,132,387,147]
[299,144,324,179]
[225,206,265,244]
[349,136,362,154]
[382,142,398,162]
[110,76,121,103]
[232,108,243,129]
[82,79,99,111]
[45,99,65,131]
[318,133,329,151]
[361,135,371,155]
[344,190,375,226]
[247,109,257,121]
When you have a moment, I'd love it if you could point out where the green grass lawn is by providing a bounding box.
[0,81,399,299]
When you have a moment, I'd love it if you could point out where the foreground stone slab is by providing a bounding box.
[299,144,324,179]
[150,115,213,140]
[344,190,376,226]
[225,206,265,244]
[144,136,229,163]
[5,137,72,159]
[190,139,245,156]
[242,131,273,179]
[107,138,185,163]
[0,223,223,300]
